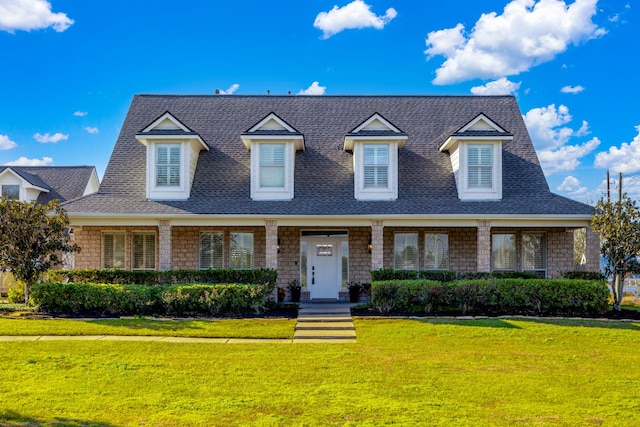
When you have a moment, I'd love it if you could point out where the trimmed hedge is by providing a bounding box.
[46,268,277,287]
[371,279,610,315]
[370,269,538,283]
[30,282,274,316]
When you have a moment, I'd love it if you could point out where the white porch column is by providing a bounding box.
[477,220,491,272]
[265,219,278,270]
[158,220,172,271]
[371,220,384,270]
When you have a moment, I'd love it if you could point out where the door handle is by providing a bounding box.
[312,265,315,285]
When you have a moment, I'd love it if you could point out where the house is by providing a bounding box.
[61,95,600,301]
[0,165,100,294]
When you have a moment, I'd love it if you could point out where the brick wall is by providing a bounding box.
[73,226,157,270]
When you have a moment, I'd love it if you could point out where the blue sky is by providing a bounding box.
[0,0,636,204]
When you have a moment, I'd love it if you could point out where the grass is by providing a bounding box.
[0,316,295,339]
[1,318,640,426]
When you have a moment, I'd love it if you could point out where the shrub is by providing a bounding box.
[29,282,273,317]
[7,279,25,304]
[370,279,610,316]
[370,269,537,283]
[560,271,606,281]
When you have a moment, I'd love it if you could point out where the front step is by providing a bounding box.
[295,304,356,341]
[296,321,355,330]
[293,329,356,339]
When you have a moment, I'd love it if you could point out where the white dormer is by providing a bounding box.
[136,112,208,200]
[241,113,305,201]
[439,114,513,201]
[344,113,408,201]
[0,168,49,202]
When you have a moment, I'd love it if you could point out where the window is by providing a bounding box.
[300,241,308,288]
[259,144,285,188]
[102,232,125,269]
[394,233,419,270]
[523,233,546,278]
[492,233,516,271]
[132,232,156,270]
[425,233,449,270]
[230,232,254,269]
[341,241,349,288]
[468,145,493,189]
[156,144,181,187]
[1,185,19,200]
[200,232,223,269]
[363,144,389,189]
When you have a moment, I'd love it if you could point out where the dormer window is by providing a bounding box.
[467,144,493,189]
[344,113,407,201]
[241,113,305,201]
[156,144,181,187]
[439,113,513,201]
[136,112,208,200]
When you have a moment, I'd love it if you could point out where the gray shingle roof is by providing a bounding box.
[62,95,593,217]
[1,166,97,204]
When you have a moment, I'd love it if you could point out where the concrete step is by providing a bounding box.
[293,329,357,339]
[296,321,355,330]
[298,308,351,315]
[297,316,353,322]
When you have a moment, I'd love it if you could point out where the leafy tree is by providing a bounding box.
[591,194,640,311]
[0,199,80,304]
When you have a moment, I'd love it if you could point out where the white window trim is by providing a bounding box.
[250,141,295,200]
[102,232,126,270]
[131,232,156,271]
[459,142,502,200]
[353,141,398,200]
[146,141,190,200]
[199,231,224,270]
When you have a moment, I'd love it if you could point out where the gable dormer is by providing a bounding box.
[241,113,305,201]
[0,167,49,202]
[439,113,513,201]
[136,112,208,200]
[344,113,407,201]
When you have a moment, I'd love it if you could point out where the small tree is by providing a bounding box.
[0,199,80,304]
[591,194,640,311]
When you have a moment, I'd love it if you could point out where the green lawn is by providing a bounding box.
[1,318,640,426]
[0,316,295,339]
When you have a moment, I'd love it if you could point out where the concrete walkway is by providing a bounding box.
[294,303,356,342]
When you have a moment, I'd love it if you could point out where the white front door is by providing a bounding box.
[307,238,343,300]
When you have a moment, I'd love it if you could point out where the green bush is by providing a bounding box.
[370,279,610,315]
[29,281,273,317]
[370,269,537,283]
[46,268,277,287]
[7,282,25,304]
[560,271,606,281]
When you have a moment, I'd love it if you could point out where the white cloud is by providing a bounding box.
[594,126,640,174]
[523,103,599,175]
[0,0,74,33]
[314,0,397,39]
[425,0,605,85]
[470,77,521,95]
[0,134,17,150]
[84,127,99,134]
[593,174,640,202]
[537,137,600,175]
[74,111,88,117]
[561,85,585,94]
[5,156,54,166]
[218,84,239,95]
[33,132,68,143]
[557,175,588,197]
[298,81,327,95]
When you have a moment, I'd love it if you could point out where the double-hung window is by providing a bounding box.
[1,185,19,200]
[132,232,156,270]
[259,144,285,188]
[156,144,181,187]
[200,232,224,269]
[102,232,125,269]
[394,233,419,270]
[491,233,516,271]
[230,232,254,269]
[425,233,449,270]
[363,144,389,189]
[468,145,493,189]
[523,233,546,278]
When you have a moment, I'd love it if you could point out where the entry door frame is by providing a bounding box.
[301,231,348,300]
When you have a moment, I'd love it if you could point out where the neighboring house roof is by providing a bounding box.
[62,95,593,217]
[0,166,99,204]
